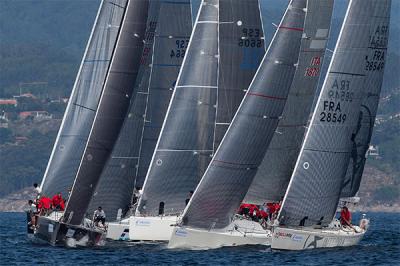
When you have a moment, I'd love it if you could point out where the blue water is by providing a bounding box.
[0,212,399,265]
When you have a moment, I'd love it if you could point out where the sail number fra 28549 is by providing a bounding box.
[320,79,352,123]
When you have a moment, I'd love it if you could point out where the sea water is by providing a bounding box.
[0,212,398,265]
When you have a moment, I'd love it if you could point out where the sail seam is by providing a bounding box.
[248,92,287,100]
[73,103,97,112]
[329,71,366,77]
[279,26,304,32]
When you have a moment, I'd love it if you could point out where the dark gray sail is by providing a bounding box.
[278,0,391,227]
[137,0,264,217]
[63,0,149,225]
[214,0,265,150]
[88,0,193,220]
[40,0,127,198]
[245,0,334,204]
[182,0,307,230]
[340,1,391,197]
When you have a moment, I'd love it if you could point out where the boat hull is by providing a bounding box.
[129,216,178,241]
[271,226,365,250]
[168,225,271,250]
[34,216,105,247]
[106,218,130,240]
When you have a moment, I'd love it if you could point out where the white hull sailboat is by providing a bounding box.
[272,0,391,251]
[168,0,333,250]
[133,0,265,242]
[271,219,368,250]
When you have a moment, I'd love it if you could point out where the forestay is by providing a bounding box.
[278,0,391,227]
[182,0,307,230]
[137,0,264,217]
[40,0,127,198]
[88,0,192,221]
[340,0,391,197]
[245,0,334,204]
[63,0,149,225]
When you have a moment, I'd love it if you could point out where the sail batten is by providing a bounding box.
[278,0,391,227]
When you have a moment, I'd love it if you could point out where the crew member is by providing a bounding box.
[27,200,38,228]
[340,206,352,227]
[33,183,41,198]
[52,192,65,211]
[38,196,52,215]
[94,206,106,226]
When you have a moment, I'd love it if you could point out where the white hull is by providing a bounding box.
[129,216,179,241]
[106,218,130,240]
[168,219,271,250]
[271,225,366,250]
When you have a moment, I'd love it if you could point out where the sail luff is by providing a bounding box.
[181,0,307,230]
[64,0,149,225]
[278,0,391,227]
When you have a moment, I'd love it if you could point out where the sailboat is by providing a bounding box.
[32,0,149,247]
[88,0,193,241]
[271,0,391,250]
[168,0,329,249]
[130,0,265,241]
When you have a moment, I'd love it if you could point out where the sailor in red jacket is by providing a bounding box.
[38,196,52,215]
[340,206,352,226]
[52,192,65,211]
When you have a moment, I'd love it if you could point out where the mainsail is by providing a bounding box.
[40,0,127,197]
[63,0,149,225]
[88,0,192,221]
[182,0,307,230]
[278,0,391,227]
[340,0,391,197]
[137,0,264,216]
[245,0,334,204]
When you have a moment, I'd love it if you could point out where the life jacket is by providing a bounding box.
[260,210,268,219]
[40,197,51,209]
[340,209,351,224]
[52,195,62,207]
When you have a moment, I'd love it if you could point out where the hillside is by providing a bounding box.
[0,0,399,207]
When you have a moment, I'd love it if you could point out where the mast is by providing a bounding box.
[245,0,334,204]
[278,0,391,227]
[40,0,127,197]
[136,0,264,217]
[63,0,149,225]
[181,0,307,230]
[88,0,193,220]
